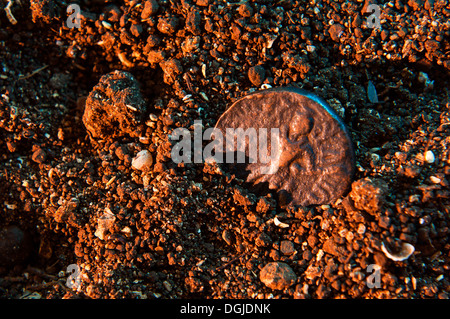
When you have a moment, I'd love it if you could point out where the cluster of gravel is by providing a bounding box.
[0,0,449,299]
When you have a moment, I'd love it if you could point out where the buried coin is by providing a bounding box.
[214,87,356,206]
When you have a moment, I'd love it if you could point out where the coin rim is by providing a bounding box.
[214,86,357,204]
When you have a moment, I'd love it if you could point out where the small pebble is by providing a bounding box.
[141,0,159,19]
[430,176,441,184]
[238,2,253,17]
[82,71,147,139]
[424,150,435,164]
[31,148,47,164]
[280,240,295,255]
[349,178,388,215]
[328,24,344,42]
[131,150,153,171]
[248,65,266,87]
[259,261,297,290]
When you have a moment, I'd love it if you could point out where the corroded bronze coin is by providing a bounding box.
[214,87,355,206]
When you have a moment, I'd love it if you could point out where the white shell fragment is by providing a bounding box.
[265,34,278,49]
[132,150,153,171]
[306,45,316,53]
[260,83,272,90]
[273,216,289,228]
[430,176,441,184]
[424,150,435,164]
[381,241,415,262]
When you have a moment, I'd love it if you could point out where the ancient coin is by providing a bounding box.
[214,87,355,207]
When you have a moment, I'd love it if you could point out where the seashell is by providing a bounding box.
[131,150,153,171]
[381,241,415,261]
[273,216,289,228]
[101,21,112,30]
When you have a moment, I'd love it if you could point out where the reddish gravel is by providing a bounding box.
[0,0,449,299]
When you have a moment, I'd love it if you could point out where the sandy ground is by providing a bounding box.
[0,0,449,299]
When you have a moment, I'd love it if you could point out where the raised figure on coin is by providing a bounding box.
[214,87,355,207]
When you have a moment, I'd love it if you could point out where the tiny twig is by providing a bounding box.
[26,279,66,291]
[286,11,295,24]
[26,265,58,280]
[344,251,354,264]
[18,65,49,81]
[183,73,195,93]
[2,276,26,283]
[216,252,248,272]
[4,0,18,25]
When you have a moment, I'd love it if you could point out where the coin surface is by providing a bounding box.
[214,87,356,206]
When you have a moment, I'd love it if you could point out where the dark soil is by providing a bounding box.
[0,0,449,299]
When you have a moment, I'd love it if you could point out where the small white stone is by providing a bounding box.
[101,21,112,30]
[424,150,435,164]
[316,249,324,261]
[273,216,289,228]
[121,226,132,235]
[357,224,366,235]
[381,242,415,262]
[131,150,153,171]
[306,45,316,53]
[430,176,441,184]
